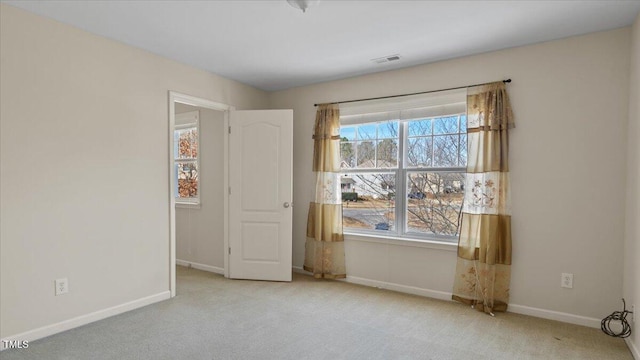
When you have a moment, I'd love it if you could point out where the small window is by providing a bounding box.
[174,111,200,204]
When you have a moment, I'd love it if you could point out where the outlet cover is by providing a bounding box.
[561,273,573,289]
[55,278,69,296]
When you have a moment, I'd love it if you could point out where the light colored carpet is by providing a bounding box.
[1,266,633,360]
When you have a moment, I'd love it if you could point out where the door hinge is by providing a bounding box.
[228,126,231,134]
[228,187,231,195]
[228,247,231,255]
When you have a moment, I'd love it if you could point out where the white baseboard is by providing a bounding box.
[293,267,604,329]
[0,291,170,348]
[176,259,224,275]
[626,338,639,360]
[507,303,600,328]
[293,266,451,301]
[292,266,308,275]
[350,275,603,328]
[343,275,453,302]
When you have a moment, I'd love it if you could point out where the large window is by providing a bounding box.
[340,112,467,242]
[174,111,200,204]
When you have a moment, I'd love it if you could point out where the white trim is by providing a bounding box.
[0,291,170,348]
[344,233,457,252]
[169,97,176,298]
[170,92,231,110]
[342,275,453,301]
[168,91,232,298]
[507,304,601,328]
[339,88,466,122]
[175,123,198,130]
[340,113,467,241]
[176,259,224,275]
[294,265,450,301]
[293,266,604,329]
[175,202,201,209]
[223,109,232,279]
[175,110,199,127]
[292,265,309,274]
[625,338,639,359]
[347,274,602,328]
[349,272,604,328]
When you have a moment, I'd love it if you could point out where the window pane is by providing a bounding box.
[407,137,432,167]
[342,173,395,232]
[176,128,198,159]
[433,116,459,134]
[406,172,465,236]
[173,131,179,158]
[340,126,356,141]
[408,119,432,137]
[357,141,375,167]
[357,124,376,140]
[433,135,459,167]
[378,122,398,139]
[376,139,398,168]
[176,162,198,199]
[340,140,356,168]
[340,111,467,241]
[459,134,467,167]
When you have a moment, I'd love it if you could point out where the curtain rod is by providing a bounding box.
[314,79,512,107]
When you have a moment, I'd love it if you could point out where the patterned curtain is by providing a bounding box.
[303,104,346,279]
[452,82,515,315]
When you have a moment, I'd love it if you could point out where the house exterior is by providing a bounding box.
[340,176,355,192]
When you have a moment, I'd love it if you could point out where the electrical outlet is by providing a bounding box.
[55,278,69,296]
[561,273,573,289]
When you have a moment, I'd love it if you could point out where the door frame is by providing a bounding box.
[168,91,234,298]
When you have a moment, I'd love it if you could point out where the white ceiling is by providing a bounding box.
[4,0,640,91]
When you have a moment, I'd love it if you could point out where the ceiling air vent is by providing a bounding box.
[371,54,401,64]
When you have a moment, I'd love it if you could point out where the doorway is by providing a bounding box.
[169,92,231,297]
[169,92,294,297]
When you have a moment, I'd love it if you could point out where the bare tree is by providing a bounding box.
[340,117,466,235]
[357,141,375,167]
[340,137,355,168]
[377,138,398,167]
[407,172,464,236]
[404,116,466,235]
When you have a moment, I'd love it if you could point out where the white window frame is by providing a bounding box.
[174,111,200,206]
[339,89,467,243]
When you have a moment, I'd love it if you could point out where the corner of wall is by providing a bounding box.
[623,11,640,359]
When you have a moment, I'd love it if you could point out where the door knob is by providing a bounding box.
[283,202,290,208]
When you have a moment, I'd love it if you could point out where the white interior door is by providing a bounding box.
[229,110,293,281]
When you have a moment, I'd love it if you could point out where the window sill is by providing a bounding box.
[343,231,457,252]
[176,202,201,209]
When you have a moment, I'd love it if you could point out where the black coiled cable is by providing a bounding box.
[601,299,633,338]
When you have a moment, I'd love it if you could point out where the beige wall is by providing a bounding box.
[1,0,637,343]
[270,27,631,323]
[175,106,226,271]
[0,4,268,338]
[624,12,640,358]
